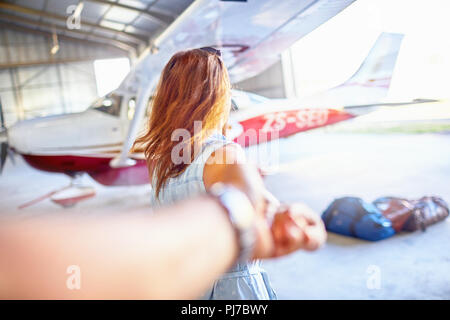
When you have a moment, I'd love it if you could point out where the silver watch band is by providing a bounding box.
[209,183,257,263]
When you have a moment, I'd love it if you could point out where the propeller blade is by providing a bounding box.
[0,142,7,173]
[0,96,5,131]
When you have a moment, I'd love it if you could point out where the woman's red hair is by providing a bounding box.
[133,48,231,198]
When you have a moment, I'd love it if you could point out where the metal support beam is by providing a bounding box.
[0,22,129,55]
[1,29,24,120]
[55,59,67,113]
[13,66,50,89]
[0,2,148,45]
[0,56,124,69]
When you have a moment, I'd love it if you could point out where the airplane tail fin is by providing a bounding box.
[300,32,404,108]
[341,32,404,90]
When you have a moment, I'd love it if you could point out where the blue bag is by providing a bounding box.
[322,197,395,241]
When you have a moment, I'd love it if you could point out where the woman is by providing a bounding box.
[134,47,325,299]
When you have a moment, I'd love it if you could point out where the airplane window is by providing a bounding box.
[128,98,136,120]
[124,96,154,119]
[90,93,122,117]
[146,96,155,117]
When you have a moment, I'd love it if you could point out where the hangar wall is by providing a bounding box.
[0,28,126,127]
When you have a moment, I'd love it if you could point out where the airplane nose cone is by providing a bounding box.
[7,121,28,153]
[6,110,122,155]
[0,127,7,144]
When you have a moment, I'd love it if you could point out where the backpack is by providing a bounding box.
[322,197,395,241]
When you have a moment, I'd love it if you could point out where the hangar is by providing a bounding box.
[0,0,449,301]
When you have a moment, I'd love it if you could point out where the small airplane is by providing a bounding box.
[0,0,423,208]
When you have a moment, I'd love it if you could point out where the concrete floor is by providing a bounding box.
[1,131,449,299]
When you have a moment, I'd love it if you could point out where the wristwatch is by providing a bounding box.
[208,183,257,263]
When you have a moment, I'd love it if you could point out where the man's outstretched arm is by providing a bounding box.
[0,196,238,299]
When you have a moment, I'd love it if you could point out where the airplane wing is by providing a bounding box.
[111,0,357,167]
[226,32,406,147]
[295,32,405,110]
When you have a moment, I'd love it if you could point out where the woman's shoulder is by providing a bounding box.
[196,133,244,164]
[203,132,228,145]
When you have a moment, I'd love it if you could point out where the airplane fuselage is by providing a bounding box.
[7,92,355,186]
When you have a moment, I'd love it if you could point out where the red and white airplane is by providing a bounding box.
[0,0,414,207]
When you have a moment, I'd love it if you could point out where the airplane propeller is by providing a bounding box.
[0,142,7,173]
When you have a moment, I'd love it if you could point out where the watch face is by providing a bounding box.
[210,183,257,263]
